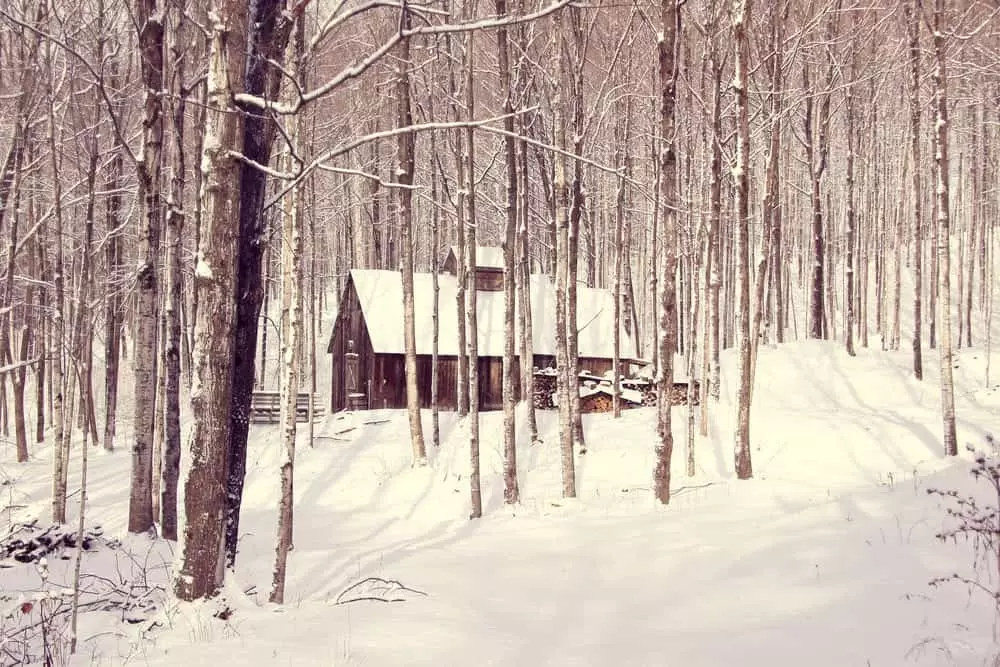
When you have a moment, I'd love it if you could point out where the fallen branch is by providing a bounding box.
[335,577,427,605]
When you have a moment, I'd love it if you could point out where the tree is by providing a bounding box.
[397,6,428,468]
[271,14,306,605]
[161,0,189,542]
[732,0,752,481]
[498,0,519,504]
[129,0,164,535]
[174,0,247,601]
[653,0,680,504]
[225,0,294,567]
[905,0,923,381]
[931,0,957,457]
[554,7,576,499]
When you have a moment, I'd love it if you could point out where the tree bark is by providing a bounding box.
[174,0,247,601]
[905,0,923,380]
[129,0,164,535]
[654,0,680,504]
[733,0,753,481]
[498,0,519,505]
[397,9,427,468]
[225,0,294,566]
[932,0,957,457]
[161,0,187,541]
[271,16,305,605]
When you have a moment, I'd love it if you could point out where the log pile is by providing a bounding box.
[532,369,557,409]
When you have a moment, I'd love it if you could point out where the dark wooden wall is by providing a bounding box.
[474,269,503,291]
[327,277,376,413]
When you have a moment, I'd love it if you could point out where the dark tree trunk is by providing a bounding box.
[225,0,294,567]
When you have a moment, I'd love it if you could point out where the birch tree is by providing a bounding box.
[271,14,305,605]
[931,0,957,457]
[397,6,428,468]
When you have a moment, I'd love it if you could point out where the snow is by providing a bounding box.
[343,269,640,360]
[2,240,1000,666]
[2,329,998,664]
[194,254,214,280]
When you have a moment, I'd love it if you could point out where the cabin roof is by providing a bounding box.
[443,245,505,271]
[334,268,640,360]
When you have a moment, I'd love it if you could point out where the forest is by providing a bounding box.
[0,0,999,661]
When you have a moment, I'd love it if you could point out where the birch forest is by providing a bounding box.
[0,0,998,613]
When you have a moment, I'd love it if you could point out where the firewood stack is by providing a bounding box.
[532,368,557,409]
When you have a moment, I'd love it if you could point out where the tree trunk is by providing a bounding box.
[517,125,539,444]
[932,0,957,457]
[845,25,857,358]
[733,0,753,481]
[174,0,247,601]
[397,10,427,468]
[905,0,923,380]
[161,0,187,541]
[129,0,164,535]
[498,0,519,505]
[225,0,294,567]
[654,0,680,504]
[103,64,124,453]
[465,29,483,519]
[45,29,68,524]
[554,11,576,500]
[271,17,305,605]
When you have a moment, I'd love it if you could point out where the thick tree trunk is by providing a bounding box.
[174,0,246,601]
[225,0,294,566]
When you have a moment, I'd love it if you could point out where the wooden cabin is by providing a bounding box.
[326,247,640,412]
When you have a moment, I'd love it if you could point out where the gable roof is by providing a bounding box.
[443,245,505,271]
[335,269,639,361]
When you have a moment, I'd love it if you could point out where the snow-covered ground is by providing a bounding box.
[2,335,1000,666]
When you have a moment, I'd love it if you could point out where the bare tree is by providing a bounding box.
[397,6,428,468]
[271,14,305,606]
[653,0,680,504]
[732,0,752,481]
[931,0,956,457]
[498,0,519,504]
[129,0,165,535]
[174,0,247,601]
[905,0,923,380]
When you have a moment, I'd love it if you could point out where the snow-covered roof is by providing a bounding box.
[445,245,505,270]
[339,269,640,360]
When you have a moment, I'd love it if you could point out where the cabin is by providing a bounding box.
[326,246,640,412]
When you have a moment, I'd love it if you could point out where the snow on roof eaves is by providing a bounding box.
[347,269,639,360]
